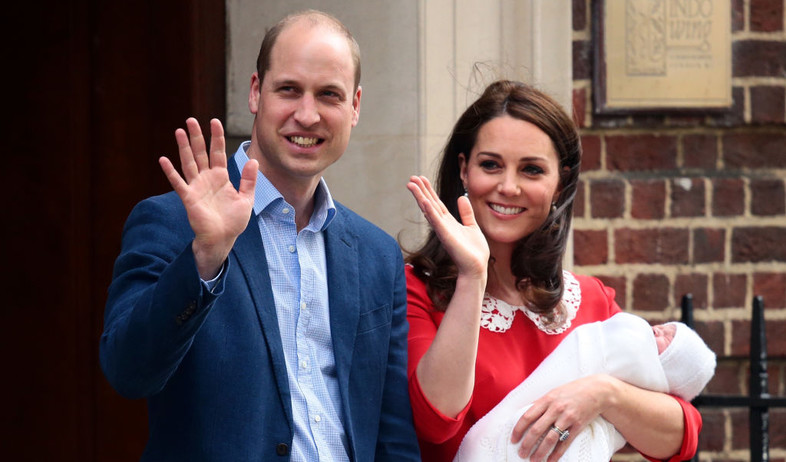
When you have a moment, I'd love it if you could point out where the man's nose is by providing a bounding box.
[294,94,320,127]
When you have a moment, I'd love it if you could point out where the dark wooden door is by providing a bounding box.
[1,1,225,460]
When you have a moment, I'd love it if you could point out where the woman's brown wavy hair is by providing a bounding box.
[406,80,581,317]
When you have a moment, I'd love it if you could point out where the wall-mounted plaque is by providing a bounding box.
[595,0,731,112]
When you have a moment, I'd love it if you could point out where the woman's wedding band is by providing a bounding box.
[551,425,570,442]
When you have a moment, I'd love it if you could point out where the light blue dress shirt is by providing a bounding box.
[234,142,348,461]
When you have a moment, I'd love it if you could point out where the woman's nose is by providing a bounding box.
[497,173,520,196]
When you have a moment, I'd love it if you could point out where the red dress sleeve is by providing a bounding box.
[641,396,702,462]
[405,266,473,443]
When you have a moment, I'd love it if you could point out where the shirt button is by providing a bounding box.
[288,245,295,253]
[282,207,290,214]
[314,415,321,423]
[300,360,308,369]
[300,302,307,310]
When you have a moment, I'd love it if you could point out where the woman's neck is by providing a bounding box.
[485,251,523,305]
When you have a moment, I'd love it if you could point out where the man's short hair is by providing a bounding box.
[255,10,361,91]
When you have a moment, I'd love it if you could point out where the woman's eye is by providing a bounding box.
[479,160,499,170]
[523,165,544,175]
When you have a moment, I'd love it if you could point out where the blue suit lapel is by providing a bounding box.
[324,211,361,456]
[228,160,293,425]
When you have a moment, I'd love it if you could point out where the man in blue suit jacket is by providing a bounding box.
[100,10,420,461]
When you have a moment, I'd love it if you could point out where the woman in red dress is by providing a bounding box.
[405,80,701,462]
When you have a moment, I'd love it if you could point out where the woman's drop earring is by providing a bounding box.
[551,202,557,213]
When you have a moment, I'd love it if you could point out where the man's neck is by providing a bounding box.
[273,178,319,232]
[245,145,323,232]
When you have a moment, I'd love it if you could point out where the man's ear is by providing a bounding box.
[351,85,362,127]
[248,72,261,115]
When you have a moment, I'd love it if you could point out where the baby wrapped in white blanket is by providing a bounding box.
[454,312,716,462]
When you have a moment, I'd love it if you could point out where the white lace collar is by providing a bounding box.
[480,271,580,335]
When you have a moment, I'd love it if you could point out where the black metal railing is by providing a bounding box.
[681,294,786,461]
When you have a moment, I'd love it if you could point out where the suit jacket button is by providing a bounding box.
[276,443,289,456]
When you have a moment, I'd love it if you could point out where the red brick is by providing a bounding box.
[675,273,709,308]
[753,272,786,308]
[751,85,786,124]
[596,275,626,308]
[631,179,666,219]
[772,409,786,447]
[615,228,690,264]
[732,0,745,31]
[767,319,786,356]
[572,0,587,31]
[632,273,670,311]
[574,179,586,218]
[572,40,592,81]
[706,360,741,394]
[682,134,718,169]
[751,178,786,216]
[724,132,786,169]
[698,409,725,451]
[694,320,724,359]
[671,178,706,217]
[751,0,784,32]
[712,177,745,217]
[730,409,749,449]
[580,135,600,171]
[573,229,608,265]
[737,321,786,362]
[733,41,786,77]
[606,135,678,171]
[589,179,625,218]
[732,227,786,262]
[731,319,752,356]
[714,273,747,308]
[694,228,726,264]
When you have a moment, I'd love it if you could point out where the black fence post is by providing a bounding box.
[681,293,694,328]
[750,295,770,462]
[681,293,786,461]
[681,294,699,462]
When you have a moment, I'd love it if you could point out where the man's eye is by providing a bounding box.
[321,90,342,99]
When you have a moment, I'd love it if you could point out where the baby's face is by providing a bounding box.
[653,323,677,354]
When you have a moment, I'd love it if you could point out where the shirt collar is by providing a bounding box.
[233,141,336,231]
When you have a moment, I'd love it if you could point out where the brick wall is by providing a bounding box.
[571,1,786,460]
